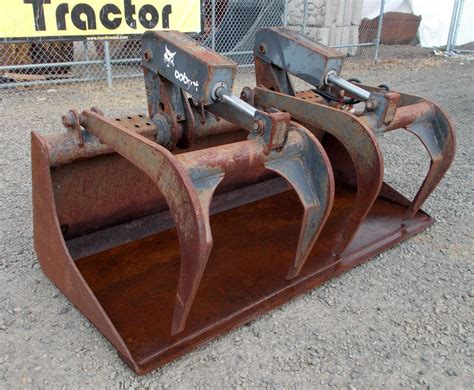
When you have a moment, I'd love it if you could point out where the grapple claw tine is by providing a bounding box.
[265,123,335,279]
[81,111,219,336]
[403,102,456,218]
[171,172,224,335]
[253,87,384,255]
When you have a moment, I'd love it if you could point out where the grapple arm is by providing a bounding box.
[254,27,399,127]
[254,27,455,220]
[142,30,289,149]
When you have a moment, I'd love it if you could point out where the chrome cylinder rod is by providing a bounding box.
[212,83,257,118]
[326,71,371,101]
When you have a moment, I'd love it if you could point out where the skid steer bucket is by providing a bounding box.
[32,30,453,375]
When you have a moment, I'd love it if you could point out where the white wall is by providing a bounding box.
[411,0,474,47]
[362,0,412,19]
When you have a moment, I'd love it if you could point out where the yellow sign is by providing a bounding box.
[1,0,201,41]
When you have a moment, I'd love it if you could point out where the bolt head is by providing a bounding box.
[61,111,77,128]
[61,115,70,127]
[366,99,378,110]
[144,50,153,62]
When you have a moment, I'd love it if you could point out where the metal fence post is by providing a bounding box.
[446,0,462,52]
[211,0,216,51]
[302,0,308,35]
[103,40,113,88]
[283,0,288,27]
[374,0,386,62]
[83,40,89,62]
[452,0,464,49]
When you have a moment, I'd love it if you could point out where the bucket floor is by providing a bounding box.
[75,187,433,374]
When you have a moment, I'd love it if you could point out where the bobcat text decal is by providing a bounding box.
[174,69,199,91]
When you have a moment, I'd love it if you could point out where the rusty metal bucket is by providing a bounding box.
[31,30,453,375]
[32,126,435,374]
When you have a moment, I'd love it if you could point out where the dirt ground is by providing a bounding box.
[0,56,473,388]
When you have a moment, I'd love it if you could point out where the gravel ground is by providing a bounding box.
[0,57,473,388]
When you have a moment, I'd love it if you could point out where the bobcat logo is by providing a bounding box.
[163,45,176,67]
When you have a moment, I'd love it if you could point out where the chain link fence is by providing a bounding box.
[0,0,471,94]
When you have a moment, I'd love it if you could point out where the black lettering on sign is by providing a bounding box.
[71,4,97,30]
[162,4,172,29]
[24,0,51,31]
[100,4,122,30]
[139,5,159,29]
[124,0,137,29]
[56,4,70,30]
[24,1,177,33]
